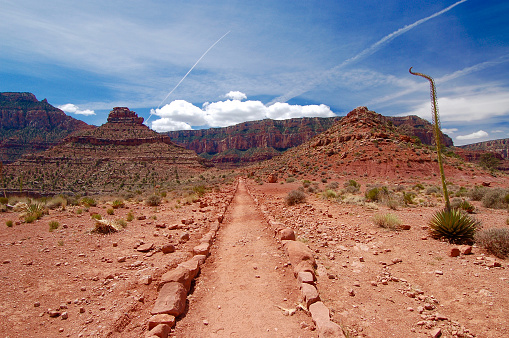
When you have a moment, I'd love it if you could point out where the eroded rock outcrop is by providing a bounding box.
[0,92,92,163]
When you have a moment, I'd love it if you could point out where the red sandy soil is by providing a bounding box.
[0,174,508,338]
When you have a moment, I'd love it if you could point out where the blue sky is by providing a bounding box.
[1,0,508,145]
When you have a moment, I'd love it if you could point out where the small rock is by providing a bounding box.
[117,256,126,263]
[450,247,460,257]
[203,320,209,325]
[353,281,360,287]
[179,232,190,243]
[424,303,435,310]
[34,302,41,307]
[139,275,152,285]
[61,312,68,320]
[400,224,411,230]
[161,244,175,254]
[48,310,60,318]
[280,228,296,241]
[435,270,443,275]
[112,242,118,247]
[460,245,472,255]
[137,243,154,252]
[348,289,355,296]
[430,328,442,338]
[80,287,86,292]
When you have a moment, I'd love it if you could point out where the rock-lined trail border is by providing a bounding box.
[144,180,239,337]
[247,182,346,338]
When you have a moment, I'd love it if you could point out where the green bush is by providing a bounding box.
[475,228,509,258]
[112,199,124,209]
[49,221,60,232]
[107,208,114,215]
[322,189,339,200]
[428,208,478,244]
[286,177,296,183]
[286,190,306,206]
[116,219,127,228]
[193,185,206,196]
[372,213,401,230]
[6,220,13,227]
[23,202,46,223]
[302,180,311,188]
[91,213,102,220]
[403,191,416,205]
[425,186,441,195]
[0,197,9,204]
[413,183,425,190]
[80,197,96,207]
[482,188,509,209]
[76,208,83,215]
[146,195,162,206]
[365,187,380,201]
[126,212,134,222]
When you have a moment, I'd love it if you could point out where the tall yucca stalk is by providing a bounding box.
[409,67,450,210]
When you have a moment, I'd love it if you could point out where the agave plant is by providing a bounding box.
[428,208,479,244]
[22,201,47,223]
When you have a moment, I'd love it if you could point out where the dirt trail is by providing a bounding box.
[172,179,315,337]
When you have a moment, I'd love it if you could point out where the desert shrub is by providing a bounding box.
[454,186,469,198]
[326,182,339,190]
[0,197,9,204]
[91,213,102,220]
[112,199,124,209]
[403,191,416,205]
[365,187,381,202]
[475,228,509,258]
[469,186,487,201]
[48,221,60,232]
[126,212,134,222]
[6,220,13,227]
[146,195,162,206]
[321,178,327,183]
[413,183,425,190]
[450,198,475,213]
[343,179,360,193]
[286,190,306,206]
[428,208,478,244]
[76,208,83,215]
[481,188,509,209]
[23,202,46,223]
[479,153,501,171]
[107,208,114,215]
[286,177,296,183]
[46,196,67,209]
[80,197,96,207]
[116,219,127,228]
[322,189,339,200]
[372,213,401,230]
[193,185,206,196]
[302,180,311,188]
[92,219,121,234]
[425,186,441,195]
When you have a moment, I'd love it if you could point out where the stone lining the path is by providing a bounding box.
[246,182,346,338]
[145,181,239,338]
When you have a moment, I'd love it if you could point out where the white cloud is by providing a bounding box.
[408,90,509,122]
[491,129,504,133]
[151,119,192,132]
[267,102,335,120]
[224,91,247,101]
[58,103,95,116]
[442,128,458,134]
[150,92,335,132]
[151,100,206,126]
[456,130,489,141]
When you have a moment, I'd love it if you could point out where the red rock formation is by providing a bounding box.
[0,92,92,163]
[3,107,205,195]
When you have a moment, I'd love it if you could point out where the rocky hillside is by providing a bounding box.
[250,106,488,183]
[459,138,509,159]
[165,114,452,167]
[3,107,206,195]
[0,92,92,163]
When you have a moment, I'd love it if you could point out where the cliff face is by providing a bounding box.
[0,92,92,163]
[164,114,452,166]
[459,138,509,159]
[3,107,205,195]
[165,117,339,165]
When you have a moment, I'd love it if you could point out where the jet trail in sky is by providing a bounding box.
[270,0,468,105]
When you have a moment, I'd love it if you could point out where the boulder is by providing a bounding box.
[193,242,210,256]
[284,240,316,268]
[151,282,187,316]
[300,283,320,308]
[146,323,170,338]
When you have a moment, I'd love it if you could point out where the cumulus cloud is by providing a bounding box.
[58,103,95,116]
[456,130,489,141]
[151,119,193,132]
[224,91,247,101]
[150,92,335,132]
[441,128,458,134]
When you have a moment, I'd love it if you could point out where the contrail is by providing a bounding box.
[147,31,231,123]
[269,0,468,105]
